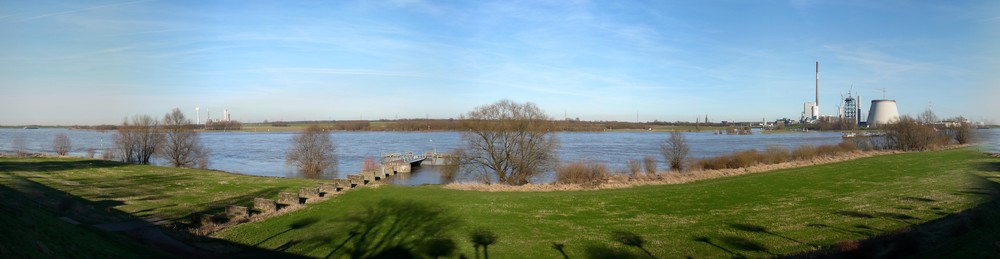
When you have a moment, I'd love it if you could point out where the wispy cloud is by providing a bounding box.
[16,0,150,22]
[264,67,428,78]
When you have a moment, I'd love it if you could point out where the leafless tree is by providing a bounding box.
[161,108,209,168]
[114,115,163,164]
[461,100,558,185]
[952,117,976,144]
[919,108,938,124]
[660,131,690,172]
[286,125,337,176]
[52,133,71,156]
[883,116,941,151]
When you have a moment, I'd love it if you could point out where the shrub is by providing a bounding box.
[883,116,940,151]
[643,156,657,176]
[555,161,609,186]
[52,133,71,156]
[627,160,642,177]
[837,140,857,152]
[816,144,841,157]
[953,119,975,144]
[727,150,760,168]
[660,132,690,172]
[792,145,817,160]
[763,145,791,164]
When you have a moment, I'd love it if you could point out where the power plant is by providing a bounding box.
[798,61,900,127]
[866,100,900,126]
[801,61,820,122]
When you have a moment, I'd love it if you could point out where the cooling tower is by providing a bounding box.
[866,100,899,126]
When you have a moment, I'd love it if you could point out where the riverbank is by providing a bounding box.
[444,149,903,192]
[216,147,999,258]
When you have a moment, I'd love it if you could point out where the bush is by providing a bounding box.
[792,145,817,160]
[52,133,71,156]
[727,150,760,168]
[883,116,940,151]
[627,160,642,177]
[953,119,975,144]
[763,145,791,164]
[555,161,609,186]
[660,132,690,172]
[643,156,657,176]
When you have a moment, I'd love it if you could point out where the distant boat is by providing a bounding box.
[23,126,39,129]
[842,132,857,138]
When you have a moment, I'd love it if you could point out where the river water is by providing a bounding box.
[3,128,998,185]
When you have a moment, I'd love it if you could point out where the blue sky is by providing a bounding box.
[1,0,997,125]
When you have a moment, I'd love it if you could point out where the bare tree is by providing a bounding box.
[461,100,558,185]
[660,132,690,172]
[161,108,209,168]
[286,125,337,176]
[950,116,976,145]
[919,108,938,124]
[114,115,163,164]
[52,133,71,156]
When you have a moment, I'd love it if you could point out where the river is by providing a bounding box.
[2,128,998,185]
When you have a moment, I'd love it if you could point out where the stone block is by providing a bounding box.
[277,192,299,205]
[254,198,276,213]
[319,182,337,194]
[334,179,351,191]
[348,175,363,186]
[226,205,249,220]
[361,171,376,182]
[299,187,320,200]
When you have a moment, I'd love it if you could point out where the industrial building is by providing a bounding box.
[866,100,900,126]
[798,60,902,128]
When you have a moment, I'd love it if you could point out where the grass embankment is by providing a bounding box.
[0,157,328,257]
[216,148,1000,258]
[0,158,324,224]
[0,179,170,258]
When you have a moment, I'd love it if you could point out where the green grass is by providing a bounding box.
[215,148,999,258]
[0,158,325,224]
[0,181,170,258]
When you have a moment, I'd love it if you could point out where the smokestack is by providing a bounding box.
[815,61,819,107]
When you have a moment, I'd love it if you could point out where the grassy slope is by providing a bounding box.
[0,182,170,258]
[216,148,998,258]
[0,158,325,224]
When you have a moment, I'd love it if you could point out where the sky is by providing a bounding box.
[1,0,998,125]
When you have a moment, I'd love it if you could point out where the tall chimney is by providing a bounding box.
[815,61,819,107]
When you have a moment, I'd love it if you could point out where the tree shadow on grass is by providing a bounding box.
[788,171,1000,258]
[0,159,127,172]
[806,223,872,238]
[973,161,1000,172]
[718,236,775,256]
[834,210,875,219]
[583,243,644,259]
[901,196,936,203]
[296,199,461,259]
[252,217,319,247]
[727,223,818,247]
[692,236,744,258]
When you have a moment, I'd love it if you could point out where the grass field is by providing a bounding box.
[215,148,1000,258]
[0,158,325,224]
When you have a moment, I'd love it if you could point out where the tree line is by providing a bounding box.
[109,108,209,168]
